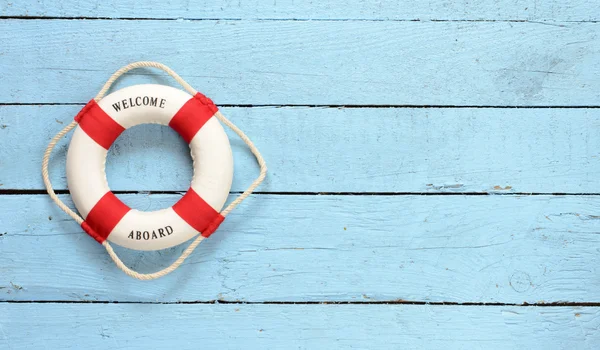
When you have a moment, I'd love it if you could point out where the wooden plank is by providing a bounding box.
[2,105,599,193]
[1,194,599,303]
[1,303,598,349]
[1,0,598,21]
[0,20,598,106]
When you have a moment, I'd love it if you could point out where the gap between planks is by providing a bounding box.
[2,190,600,196]
[1,300,599,306]
[2,103,600,108]
[0,16,598,24]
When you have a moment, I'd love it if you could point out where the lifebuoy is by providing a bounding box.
[43,62,266,279]
[66,84,233,251]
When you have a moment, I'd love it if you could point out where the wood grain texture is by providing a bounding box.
[2,0,598,21]
[0,20,598,106]
[1,194,599,303]
[1,2,599,347]
[2,105,600,193]
[1,303,598,349]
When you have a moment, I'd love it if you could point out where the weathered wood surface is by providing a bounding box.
[2,0,598,21]
[1,304,598,349]
[2,105,599,193]
[1,1,599,348]
[1,194,598,303]
[0,20,599,106]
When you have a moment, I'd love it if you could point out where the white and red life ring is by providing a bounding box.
[66,84,233,251]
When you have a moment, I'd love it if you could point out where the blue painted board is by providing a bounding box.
[1,304,598,349]
[0,20,599,105]
[1,194,599,303]
[2,0,598,21]
[2,105,600,193]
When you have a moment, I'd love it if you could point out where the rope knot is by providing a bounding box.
[194,92,218,114]
[201,215,225,238]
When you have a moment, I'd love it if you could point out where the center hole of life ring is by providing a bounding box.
[106,123,192,210]
[66,84,233,251]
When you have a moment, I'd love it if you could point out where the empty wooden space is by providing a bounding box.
[0,20,599,106]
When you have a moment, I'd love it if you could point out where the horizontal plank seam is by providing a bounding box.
[2,190,600,196]
[0,16,597,24]
[1,300,599,306]
[2,103,600,109]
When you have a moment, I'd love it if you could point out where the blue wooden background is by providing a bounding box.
[1,1,599,349]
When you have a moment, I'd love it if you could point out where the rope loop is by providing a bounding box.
[42,62,267,280]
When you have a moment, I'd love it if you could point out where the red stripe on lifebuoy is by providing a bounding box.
[169,93,218,144]
[82,192,131,243]
[172,188,224,238]
[75,100,125,150]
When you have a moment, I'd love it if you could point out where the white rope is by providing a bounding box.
[42,61,267,280]
[42,121,82,225]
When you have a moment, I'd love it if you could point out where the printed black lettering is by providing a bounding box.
[130,226,173,240]
[117,96,170,110]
